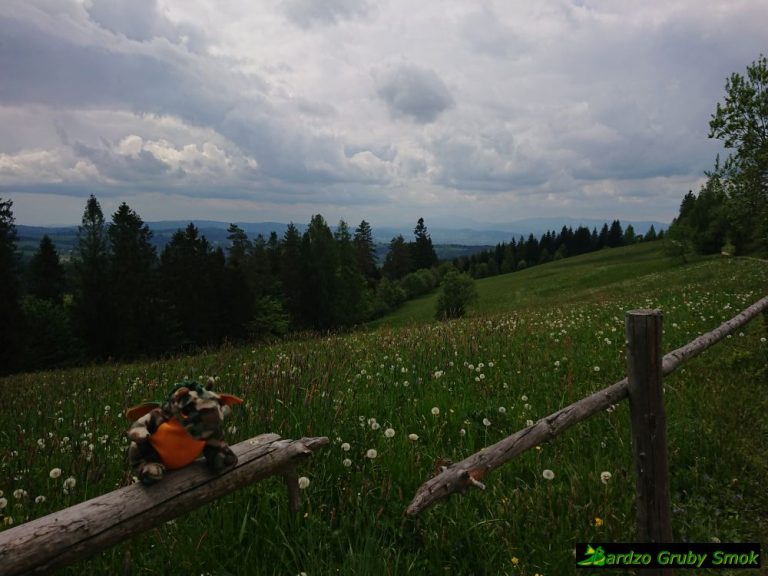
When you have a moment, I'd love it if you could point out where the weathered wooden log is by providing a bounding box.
[0,434,329,576]
[406,378,630,516]
[407,293,768,516]
[662,294,768,375]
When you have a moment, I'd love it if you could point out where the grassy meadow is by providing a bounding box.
[1,243,767,575]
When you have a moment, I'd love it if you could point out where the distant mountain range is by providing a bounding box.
[15,216,667,262]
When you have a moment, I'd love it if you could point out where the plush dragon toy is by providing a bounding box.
[125,378,243,485]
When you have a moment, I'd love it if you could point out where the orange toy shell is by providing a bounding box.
[149,418,206,470]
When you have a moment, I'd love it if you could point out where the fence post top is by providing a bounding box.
[626,309,663,318]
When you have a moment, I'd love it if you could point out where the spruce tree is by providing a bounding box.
[412,217,438,270]
[73,195,112,358]
[353,220,379,286]
[0,198,22,375]
[27,235,65,303]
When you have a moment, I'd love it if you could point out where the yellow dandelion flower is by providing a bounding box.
[593,516,604,527]
[511,556,519,566]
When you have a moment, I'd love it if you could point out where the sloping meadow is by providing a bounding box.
[1,253,766,575]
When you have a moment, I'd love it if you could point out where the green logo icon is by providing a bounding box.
[578,545,606,567]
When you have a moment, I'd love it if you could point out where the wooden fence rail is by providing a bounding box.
[0,434,328,576]
[407,294,768,517]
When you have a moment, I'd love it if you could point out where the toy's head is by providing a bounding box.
[126,378,243,441]
[165,380,243,440]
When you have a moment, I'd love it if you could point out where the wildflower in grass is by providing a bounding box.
[342,458,352,468]
[521,395,528,402]
[408,433,419,441]
[3,517,13,526]
[600,471,612,484]
[49,468,62,479]
[593,366,600,372]
[592,516,604,527]
[341,442,351,452]
[370,421,381,431]
[13,489,27,500]
[459,428,466,437]
[298,477,310,489]
[483,418,491,427]
[0,497,7,510]
[63,476,76,493]
[384,428,395,438]
[366,449,377,459]
[511,556,519,566]
[431,407,440,416]
[524,403,531,411]
[35,495,46,504]
[542,469,555,481]
[498,406,506,414]
[761,337,766,343]
[526,419,534,427]
[554,360,560,367]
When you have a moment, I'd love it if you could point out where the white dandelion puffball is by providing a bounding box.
[431,407,440,416]
[343,458,352,467]
[408,433,419,441]
[298,477,310,489]
[600,471,612,484]
[49,467,62,479]
[341,442,351,452]
[366,449,378,459]
[542,469,555,481]
[384,428,395,438]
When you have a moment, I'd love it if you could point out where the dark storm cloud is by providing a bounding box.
[374,64,454,124]
[280,0,373,28]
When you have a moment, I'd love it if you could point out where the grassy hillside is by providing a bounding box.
[372,242,676,327]
[1,245,766,575]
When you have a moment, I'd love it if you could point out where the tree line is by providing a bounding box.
[666,54,767,258]
[0,198,447,375]
[452,220,661,279]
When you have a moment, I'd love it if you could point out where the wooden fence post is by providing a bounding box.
[626,310,673,553]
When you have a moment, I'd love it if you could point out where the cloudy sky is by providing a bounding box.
[1,0,765,227]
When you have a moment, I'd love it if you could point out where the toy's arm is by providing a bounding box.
[126,408,169,443]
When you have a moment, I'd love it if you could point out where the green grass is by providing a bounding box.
[1,245,767,575]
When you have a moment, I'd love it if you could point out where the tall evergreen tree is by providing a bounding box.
[281,223,304,326]
[353,220,379,287]
[160,224,223,347]
[108,203,164,357]
[607,220,624,247]
[412,217,438,270]
[0,198,22,375]
[27,235,65,303]
[382,235,412,280]
[334,220,368,325]
[300,215,339,329]
[72,195,112,358]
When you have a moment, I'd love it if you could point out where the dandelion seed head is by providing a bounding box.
[366,449,377,459]
[341,442,351,452]
[600,471,612,484]
[542,469,555,480]
[384,428,395,438]
[431,407,440,416]
[298,477,310,489]
[49,468,62,479]
[342,458,352,467]
[408,433,419,441]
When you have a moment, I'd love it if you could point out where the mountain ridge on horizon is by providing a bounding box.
[16,216,668,247]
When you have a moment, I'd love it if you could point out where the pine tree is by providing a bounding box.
[335,220,368,325]
[0,198,23,375]
[281,223,303,326]
[108,203,164,357]
[72,195,113,358]
[353,220,379,286]
[27,235,65,303]
[412,217,438,270]
[382,235,412,280]
[300,215,339,329]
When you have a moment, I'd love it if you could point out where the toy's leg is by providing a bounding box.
[203,439,238,471]
[127,440,166,485]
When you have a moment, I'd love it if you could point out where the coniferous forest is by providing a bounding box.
[0,195,663,376]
